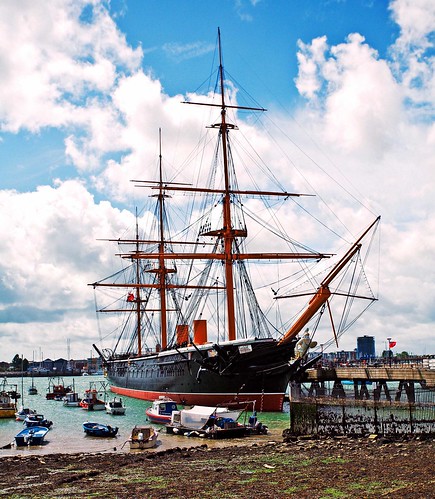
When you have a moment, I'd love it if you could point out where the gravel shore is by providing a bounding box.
[1,434,433,498]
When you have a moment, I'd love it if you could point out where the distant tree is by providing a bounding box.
[11,354,21,370]
[396,351,410,359]
[381,350,393,358]
[11,354,28,371]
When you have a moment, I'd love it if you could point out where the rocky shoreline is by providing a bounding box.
[0,434,433,498]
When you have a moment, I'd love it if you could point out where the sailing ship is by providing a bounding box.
[90,30,380,412]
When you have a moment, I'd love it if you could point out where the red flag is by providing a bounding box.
[389,341,396,348]
[127,292,135,302]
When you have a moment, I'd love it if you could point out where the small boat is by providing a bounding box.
[28,385,38,395]
[24,414,53,429]
[0,389,17,419]
[129,425,158,450]
[15,426,49,446]
[28,355,38,395]
[82,421,118,437]
[105,397,126,415]
[15,406,37,421]
[145,396,178,424]
[63,392,81,407]
[166,405,247,439]
[79,389,106,411]
[46,377,72,400]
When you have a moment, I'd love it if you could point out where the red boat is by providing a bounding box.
[79,389,105,411]
[46,378,72,400]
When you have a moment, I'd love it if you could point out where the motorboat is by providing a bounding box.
[105,397,126,415]
[145,396,178,424]
[15,406,37,421]
[24,414,53,429]
[129,425,158,450]
[0,381,18,419]
[166,405,247,439]
[46,377,72,400]
[15,426,49,446]
[82,421,118,437]
[63,392,81,407]
[79,389,105,411]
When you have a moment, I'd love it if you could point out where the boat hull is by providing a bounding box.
[0,407,17,419]
[83,422,118,437]
[105,338,297,412]
[129,425,158,449]
[145,408,172,424]
[106,406,126,415]
[15,426,48,446]
[80,402,106,411]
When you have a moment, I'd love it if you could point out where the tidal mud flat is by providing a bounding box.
[0,435,433,498]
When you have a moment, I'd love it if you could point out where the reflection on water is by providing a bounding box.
[0,376,290,458]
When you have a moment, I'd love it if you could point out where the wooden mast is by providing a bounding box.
[128,29,331,345]
[134,209,142,355]
[278,216,381,345]
[157,129,168,349]
[90,29,335,354]
[217,28,237,342]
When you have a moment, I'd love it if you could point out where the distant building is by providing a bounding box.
[41,358,54,371]
[357,335,375,360]
[53,358,68,372]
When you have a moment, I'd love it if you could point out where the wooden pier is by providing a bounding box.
[293,366,435,403]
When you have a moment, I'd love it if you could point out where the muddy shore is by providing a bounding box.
[0,434,433,498]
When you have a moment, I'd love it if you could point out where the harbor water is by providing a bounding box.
[0,376,290,457]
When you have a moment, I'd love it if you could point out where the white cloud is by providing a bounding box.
[296,33,405,158]
[292,2,435,355]
[0,0,142,133]
[0,179,135,360]
[389,0,435,110]
[162,42,214,61]
[0,0,434,362]
[295,36,328,100]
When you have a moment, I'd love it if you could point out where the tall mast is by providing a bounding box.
[157,128,168,349]
[134,208,142,355]
[96,30,332,354]
[217,28,237,342]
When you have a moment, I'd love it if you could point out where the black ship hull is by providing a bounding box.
[104,338,299,412]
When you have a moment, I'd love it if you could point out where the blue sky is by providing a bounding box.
[109,0,398,103]
[1,1,399,193]
[0,0,434,361]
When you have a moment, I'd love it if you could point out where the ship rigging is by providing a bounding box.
[90,30,380,411]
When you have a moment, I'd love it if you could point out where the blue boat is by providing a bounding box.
[25,414,53,428]
[82,421,118,437]
[15,426,49,446]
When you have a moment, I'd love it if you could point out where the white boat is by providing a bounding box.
[63,392,81,407]
[28,385,38,395]
[170,405,242,430]
[15,406,37,421]
[166,405,250,439]
[145,396,178,424]
[105,397,126,415]
[129,425,158,450]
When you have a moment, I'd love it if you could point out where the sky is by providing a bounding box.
[0,0,434,363]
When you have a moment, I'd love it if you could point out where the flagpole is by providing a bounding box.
[387,337,392,367]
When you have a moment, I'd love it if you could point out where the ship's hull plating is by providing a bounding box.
[105,338,297,412]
